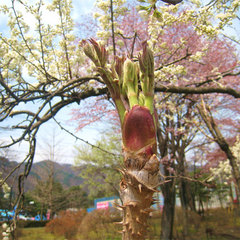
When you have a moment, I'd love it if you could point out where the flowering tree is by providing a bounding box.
[197,100,240,200]
[209,136,240,182]
[1,0,240,239]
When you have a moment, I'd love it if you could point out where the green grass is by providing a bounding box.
[18,227,65,240]
[15,208,240,240]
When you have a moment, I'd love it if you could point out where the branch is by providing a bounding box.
[9,110,40,120]
[156,50,191,71]
[58,1,73,79]
[160,0,183,5]
[155,85,240,98]
[221,33,240,46]
[0,130,36,187]
[1,85,108,149]
[0,76,103,117]
[159,169,213,188]
[191,67,240,88]
[29,98,76,131]
[130,32,137,59]
[110,0,116,56]
[53,117,121,157]
[0,72,19,101]
[117,31,139,58]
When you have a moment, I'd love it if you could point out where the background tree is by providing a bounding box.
[33,178,67,219]
[74,128,122,199]
[156,94,205,239]
[196,100,240,201]
[66,186,91,209]
[22,192,43,217]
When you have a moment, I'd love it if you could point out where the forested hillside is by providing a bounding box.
[0,157,83,192]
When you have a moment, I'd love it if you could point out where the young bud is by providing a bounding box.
[123,59,139,108]
[91,39,108,67]
[82,40,98,65]
[138,41,154,78]
[138,41,155,113]
[82,39,108,67]
[123,58,135,84]
[122,105,156,156]
[115,56,125,81]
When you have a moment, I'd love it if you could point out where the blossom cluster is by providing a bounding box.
[0,0,86,89]
[2,223,11,240]
[155,65,186,83]
[93,0,127,50]
[209,136,240,183]
[0,172,10,199]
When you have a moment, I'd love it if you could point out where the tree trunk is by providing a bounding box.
[160,179,176,240]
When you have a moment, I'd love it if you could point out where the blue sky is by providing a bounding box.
[0,0,103,164]
[0,0,96,33]
[72,0,96,17]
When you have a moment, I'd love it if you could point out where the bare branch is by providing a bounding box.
[160,0,183,5]
[53,117,121,157]
[0,72,19,101]
[57,1,73,79]
[190,67,240,88]
[156,50,191,71]
[0,131,37,187]
[110,0,116,56]
[130,32,137,59]
[155,84,240,98]
[9,110,40,119]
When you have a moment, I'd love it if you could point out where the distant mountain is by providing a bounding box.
[0,157,84,193]
[25,160,84,191]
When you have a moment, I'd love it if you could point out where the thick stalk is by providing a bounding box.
[120,151,159,239]
[83,40,158,239]
[119,105,159,240]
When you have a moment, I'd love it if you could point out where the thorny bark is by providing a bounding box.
[119,152,159,239]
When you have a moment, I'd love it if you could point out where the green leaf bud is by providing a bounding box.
[138,41,154,78]
[81,40,98,65]
[123,58,135,84]
[123,58,139,108]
